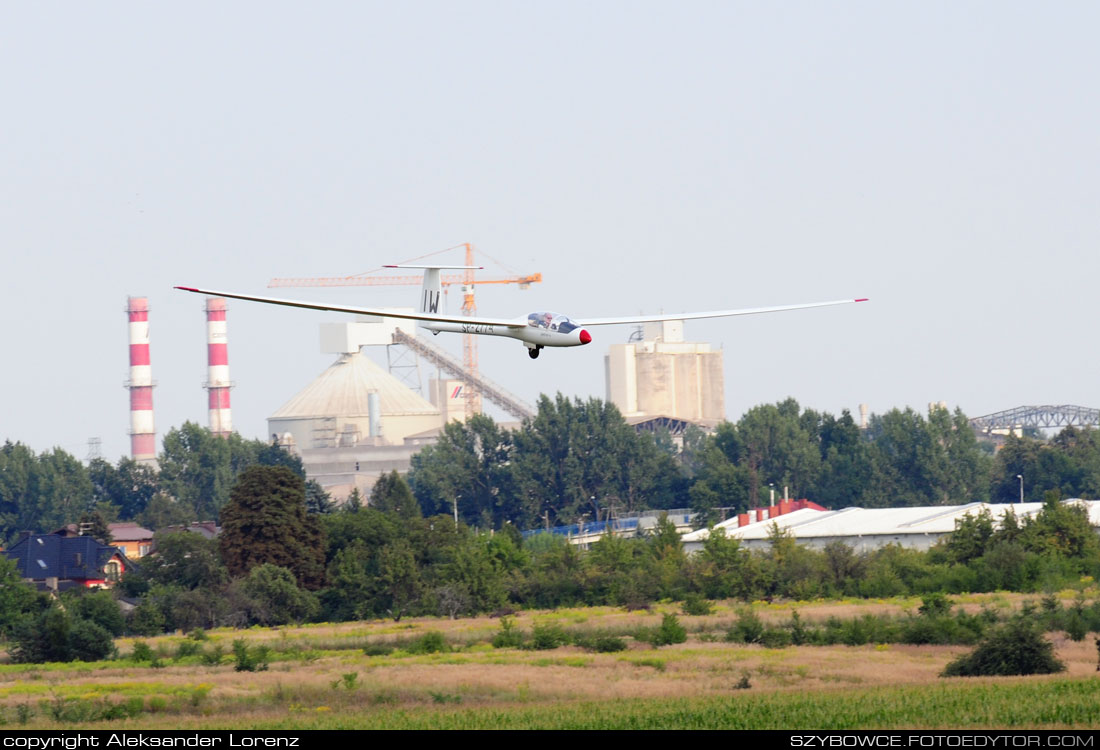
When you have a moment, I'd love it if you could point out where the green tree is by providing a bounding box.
[77,509,112,544]
[1018,494,1100,562]
[370,471,421,518]
[409,414,516,526]
[159,424,308,521]
[736,399,822,506]
[511,394,683,527]
[0,443,93,540]
[88,457,159,521]
[219,466,326,589]
[942,509,996,565]
[237,564,320,626]
[142,531,228,590]
[376,538,424,620]
[0,556,41,636]
[65,589,125,636]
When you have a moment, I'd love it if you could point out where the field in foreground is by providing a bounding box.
[2,595,1098,730]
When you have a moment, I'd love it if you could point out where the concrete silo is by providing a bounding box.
[605,319,724,427]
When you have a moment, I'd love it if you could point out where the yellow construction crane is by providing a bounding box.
[268,243,542,418]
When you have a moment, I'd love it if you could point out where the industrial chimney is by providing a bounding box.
[205,298,233,437]
[126,297,156,464]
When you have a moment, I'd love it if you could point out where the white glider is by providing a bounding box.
[176,265,867,359]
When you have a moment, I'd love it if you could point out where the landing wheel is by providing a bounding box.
[528,347,542,359]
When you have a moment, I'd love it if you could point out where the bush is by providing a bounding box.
[175,640,201,660]
[759,627,792,649]
[786,610,811,645]
[200,644,225,666]
[592,636,627,653]
[918,593,951,618]
[648,614,687,647]
[529,623,570,650]
[131,641,154,662]
[726,609,764,644]
[363,643,395,657]
[232,640,270,672]
[681,594,714,616]
[407,631,450,655]
[67,591,126,637]
[491,617,525,649]
[68,619,115,662]
[941,617,1066,677]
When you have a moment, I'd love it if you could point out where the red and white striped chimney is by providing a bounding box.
[126,297,156,463]
[205,298,232,436]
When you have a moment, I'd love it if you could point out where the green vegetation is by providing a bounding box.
[4,399,1100,661]
[941,616,1066,677]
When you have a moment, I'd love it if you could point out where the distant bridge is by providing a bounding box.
[969,405,1100,433]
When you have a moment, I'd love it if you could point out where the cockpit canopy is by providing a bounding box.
[527,311,579,334]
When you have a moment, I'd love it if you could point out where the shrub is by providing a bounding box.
[68,619,115,662]
[681,594,713,616]
[175,640,201,660]
[918,593,951,618]
[726,609,764,644]
[941,618,1066,677]
[232,640,270,672]
[408,631,450,655]
[68,591,126,637]
[529,623,570,651]
[131,641,154,662]
[786,610,811,645]
[759,627,792,649]
[199,644,224,666]
[648,614,687,647]
[363,643,395,657]
[491,617,525,649]
[1065,610,1088,642]
[592,636,627,653]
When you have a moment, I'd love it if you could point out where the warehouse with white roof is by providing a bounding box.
[681,500,1100,554]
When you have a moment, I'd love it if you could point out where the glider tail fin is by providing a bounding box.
[383,264,481,316]
[419,268,442,314]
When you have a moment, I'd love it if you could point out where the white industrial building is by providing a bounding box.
[268,317,468,502]
[605,320,725,428]
[682,500,1100,554]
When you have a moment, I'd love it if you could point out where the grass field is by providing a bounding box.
[2,595,1098,730]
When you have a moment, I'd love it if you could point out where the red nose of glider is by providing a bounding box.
[579,329,592,345]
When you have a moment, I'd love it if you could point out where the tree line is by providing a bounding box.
[5,396,1100,545]
[0,422,329,545]
[3,461,1096,664]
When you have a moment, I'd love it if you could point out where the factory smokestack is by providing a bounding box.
[126,297,156,464]
[205,298,233,437]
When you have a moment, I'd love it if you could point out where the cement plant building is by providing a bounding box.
[605,319,725,428]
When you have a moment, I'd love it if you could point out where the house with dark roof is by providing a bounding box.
[3,533,133,592]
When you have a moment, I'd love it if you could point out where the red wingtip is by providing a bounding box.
[855,298,869,302]
[175,286,199,292]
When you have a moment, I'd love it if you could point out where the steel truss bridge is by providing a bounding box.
[969,405,1100,433]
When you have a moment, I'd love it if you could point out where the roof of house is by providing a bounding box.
[107,522,155,541]
[160,521,220,539]
[3,533,125,581]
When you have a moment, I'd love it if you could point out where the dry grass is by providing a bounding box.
[3,594,1098,729]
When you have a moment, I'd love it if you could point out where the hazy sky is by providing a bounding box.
[2,2,1097,461]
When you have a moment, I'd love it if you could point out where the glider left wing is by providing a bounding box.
[174,287,526,328]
